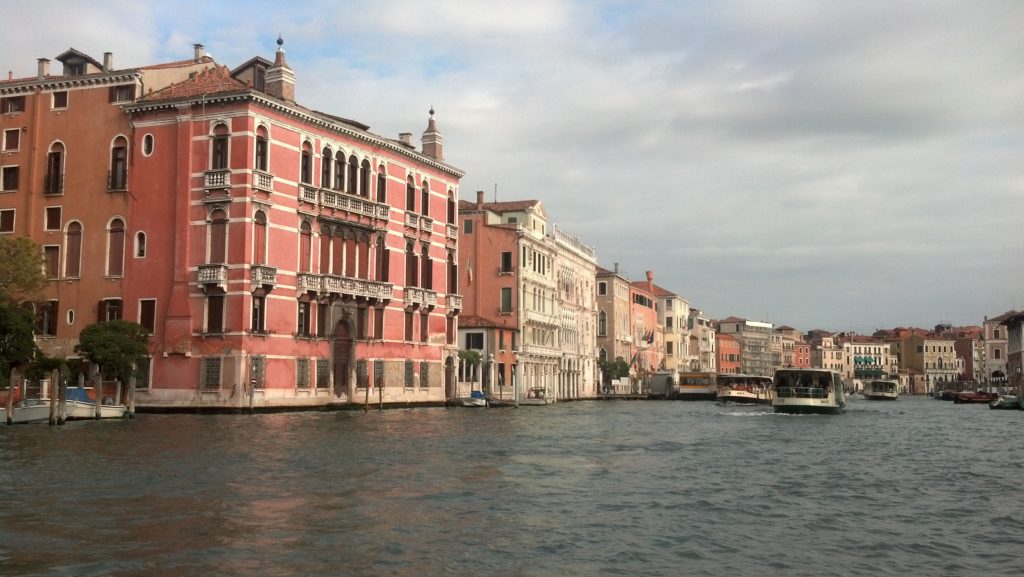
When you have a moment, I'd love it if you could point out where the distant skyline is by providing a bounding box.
[3,1,1021,333]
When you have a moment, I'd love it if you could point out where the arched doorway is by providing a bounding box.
[445,356,455,400]
[333,320,353,397]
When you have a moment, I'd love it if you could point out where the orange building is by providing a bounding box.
[716,333,741,374]
[2,40,464,408]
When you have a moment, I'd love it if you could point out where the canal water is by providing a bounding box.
[1,397,1021,577]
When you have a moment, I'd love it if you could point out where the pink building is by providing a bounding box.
[629,272,661,377]
[717,333,741,374]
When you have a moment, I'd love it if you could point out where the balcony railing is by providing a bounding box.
[251,265,278,289]
[420,216,434,231]
[254,171,274,192]
[405,212,420,228]
[43,173,64,195]
[446,224,458,240]
[108,169,128,191]
[204,169,230,189]
[297,272,321,293]
[447,294,463,311]
[198,264,228,292]
[320,190,390,220]
[323,275,393,302]
[404,287,438,309]
[526,309,559,326]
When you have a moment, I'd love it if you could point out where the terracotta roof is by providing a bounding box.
[989,310,1021,323]
[139,57,213,71]
[458,199,539,212]
[139,65,248,101]
[719,316,746,323]
[458,315,515,329]
[649,283,676,298]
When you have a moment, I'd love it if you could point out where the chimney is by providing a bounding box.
[37,58,49,79]
[421,107,444,161]
[398,132,412,146]
[614,262,619,274]
[194,44,204,62]
[103,52,113,72]
[476,190,484,209]
[646,270,654,293]
[264,36,296,102]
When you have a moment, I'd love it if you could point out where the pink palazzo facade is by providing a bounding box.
[30,40,463,409]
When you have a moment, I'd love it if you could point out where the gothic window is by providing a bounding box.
[107,218,125,276]
[65,221,82,277]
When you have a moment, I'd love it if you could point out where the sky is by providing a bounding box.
[3,0,1022,334]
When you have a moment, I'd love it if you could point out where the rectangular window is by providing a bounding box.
[463,219,473,234]
[43,246,59,278]
[598,282,607,296]
[0,208,13,233]
[201,357,222,389]
[356,360,369,388]
[99,299,122,322]
[317,302,329,337]
[1,96,25,114]
[52,91,68,109]
[500,251,513,273]
[1,166,19,191]
[667,341,674,356]
[207,295,225,333]
[374,360,385,388]
[250,356,265,389]
[296,358,310,389]
[666,317,673,329]
[420,361,430,388]
[134,357,151,389]
[375,307,385,341]
[404,359,414,387]
[297,301,311,337]
[316,359,331,389]
[3,129,19,151]
[500,287,512,313]
[420,311,429,343]
[212,136,229,170]
[405,310,414,341]
[36,300,58,336]
[446,316,454,345]
[465,332,484,350]
[44,206,61,230]
[251,296,265,332]
[139,299,156,332]
[108,85,135,103]
[499,330,505,350]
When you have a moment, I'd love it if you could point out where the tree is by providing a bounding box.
[599,356,631,383]
[0,236,46,303]
[0,301,38,381]
[74,321,151,383]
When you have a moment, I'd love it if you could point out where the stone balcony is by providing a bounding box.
[197,264,228,292]
[254,170,274,192]
[322,275,393,303]
[405,212,420,229]
[526,309,559,327]
[447,294,463,312]
[404,287,438,310]
[251,265,278,291]
[321,190,390,220]
[446,224,458,240]
[297,272,322,294]
[204,169,231,190]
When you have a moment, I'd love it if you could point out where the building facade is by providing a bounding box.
[717,317,773,376]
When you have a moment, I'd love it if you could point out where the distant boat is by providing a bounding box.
[518,387,554,406]
[989,395,1019,410]
[459,390,487,408]
[675,372,717,401]
[953,390,999,404]
[863,379,899,401]
[771,368,847,414]
[716,373,773,405]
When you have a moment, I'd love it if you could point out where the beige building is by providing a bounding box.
[809,331,846,373]
[983,310,1017,387]
[652,285,693,373]
[596,264,632,378]
[902,334,963,394]
[551,225,599,399]
[718,317,773,376]
[834,334,898,381]
[690,310,717,372]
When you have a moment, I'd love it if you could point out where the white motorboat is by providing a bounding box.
[863,379,899,401]
[716,374,774,404]
[2,399,53,424]
[459,390,488,407]
[65,387,127,419]
[771,368,847,414]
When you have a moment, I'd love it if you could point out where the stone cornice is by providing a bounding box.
[0,72,141,95]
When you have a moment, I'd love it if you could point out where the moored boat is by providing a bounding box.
[863,379,899,401]
[953,390,999,404]
[458,390,488,407]
[771,368,846,414]
[65,387,127,419]
[2,398,53,424]
[989,395,1019,410]
[716,373,773,404]
[675,372,717,401]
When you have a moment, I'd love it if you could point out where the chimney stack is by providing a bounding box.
[103,52,113,72]
[614,262,619,274]
[37,58,50,79]
[646,270,654,293]
[194,44,204,62]
[421,107,444,161]
[476,190,485,209]
[398,133,412,146]
[264,36,296,102]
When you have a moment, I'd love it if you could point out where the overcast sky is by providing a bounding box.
[4,1,1022,334]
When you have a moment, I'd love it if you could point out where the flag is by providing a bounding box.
[467,258,473,285]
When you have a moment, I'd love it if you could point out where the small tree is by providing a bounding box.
[75,321,151,383]
[599,356,631,384]
[0,236,46,303]
[0,301,38,382]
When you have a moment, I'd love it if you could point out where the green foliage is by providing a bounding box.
[0,236,46,303]
[458,349,482,364]
[75,320,151,383]
[0,301,39,381]
[599,356,631,381]
[25,353,69,386]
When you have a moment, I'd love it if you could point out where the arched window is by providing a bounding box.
[211,124,229,170]
[421,179,430,217]
[376,165,387,203]
[321,148,332,188]
[405,241,417,287]
[107,218,125,276]
[299,221,312,273]
[209,208,227,264]
[406,177,416,211]
[420,243,431,290]
[360,160,370,197]
[45,142,65,195]
[300,142,312,184]
[375,236,389,282]
[599,348,608,364]
[65,222,82,277]
[255,126,269,172]
[253,211,267,265]
[598,311,607,336]
[334,151,345,190]
[110,136,128,190]
[347,155,358,194]
[135,231,147,258]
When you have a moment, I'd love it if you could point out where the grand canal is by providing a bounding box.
[1,397,1020,577]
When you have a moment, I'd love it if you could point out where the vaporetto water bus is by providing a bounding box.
[771,368,847,414]
[675,372,718,400]
[716,373,774,404]
[862,379,899,401]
